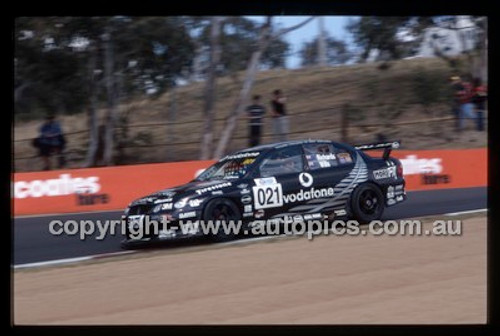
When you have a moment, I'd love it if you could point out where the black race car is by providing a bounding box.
[121,139,406,248]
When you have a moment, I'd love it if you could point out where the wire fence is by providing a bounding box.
[14,109,456,162]
[13,102,450,142]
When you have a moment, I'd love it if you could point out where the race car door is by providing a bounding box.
[300,143,356,214]
[253,145,307,218]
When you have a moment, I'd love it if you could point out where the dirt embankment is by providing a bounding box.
[14,57,487,172]
[14,215,486,324]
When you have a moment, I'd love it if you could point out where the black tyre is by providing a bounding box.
[350,183,384,223]
[202,198,241,242]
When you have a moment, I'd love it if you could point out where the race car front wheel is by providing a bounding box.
[350,183,384,223]
[202,198,241,242]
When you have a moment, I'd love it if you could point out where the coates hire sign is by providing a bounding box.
[14,174,100,199]
[12,149,486,216]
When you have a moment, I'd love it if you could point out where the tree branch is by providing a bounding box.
[272,16,315,39]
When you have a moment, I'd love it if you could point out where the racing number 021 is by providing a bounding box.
[253,183,283,209]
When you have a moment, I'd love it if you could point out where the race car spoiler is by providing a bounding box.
[354,140,401,160]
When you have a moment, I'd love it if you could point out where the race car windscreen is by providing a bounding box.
[195,153,260,181]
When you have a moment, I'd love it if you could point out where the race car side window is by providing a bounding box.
[259,146,304,177]
[303,143,338,170]
[303,143,354,170]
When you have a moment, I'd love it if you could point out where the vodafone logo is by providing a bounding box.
[13,174,101,199]
[299,172,313,187]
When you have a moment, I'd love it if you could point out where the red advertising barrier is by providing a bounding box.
[13,149,486,216]
[13,160,215,216]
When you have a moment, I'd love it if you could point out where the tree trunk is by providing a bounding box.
[481,18,487,83]
[317,17,327,67]
[102,28,118,166]
[166,84,177,161]
[83,44,99,167]
[212,16,314,159]
[341,104,349,143]
[199,16,222,160]
[191,43,205,82]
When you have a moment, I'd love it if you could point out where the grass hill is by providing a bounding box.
[14,57,487,172]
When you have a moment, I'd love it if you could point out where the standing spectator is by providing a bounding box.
[271,89,289,142]
[453,75,475,131]
[449,75,462,124]
[246,95,266,147]
[472,77,487,131]
[32,114,66,170]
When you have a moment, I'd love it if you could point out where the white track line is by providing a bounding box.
[15,209,124,219]
[13,251,136,270]
[444,208,488,216]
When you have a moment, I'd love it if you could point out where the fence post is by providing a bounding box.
[341,104,349,143]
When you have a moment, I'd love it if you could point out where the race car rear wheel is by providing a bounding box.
[202,198,241,242]
[350,183,384,223]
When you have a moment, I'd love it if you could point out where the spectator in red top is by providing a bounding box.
[472,77,487,131]
[453,75,475,131]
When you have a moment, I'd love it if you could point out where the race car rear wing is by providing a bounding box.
[354,140,401,160]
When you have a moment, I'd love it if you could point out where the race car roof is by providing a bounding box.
[240,139,338,153]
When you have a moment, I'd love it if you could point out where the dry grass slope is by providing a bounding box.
[14,57,487,172]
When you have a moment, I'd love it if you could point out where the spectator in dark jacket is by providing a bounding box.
[271,89,289,142]
[33,114,66,170]
[472,77,487,131]
[246,95,266,147]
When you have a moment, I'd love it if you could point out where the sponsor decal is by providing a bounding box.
[316,153,336,161]
[254,177,277,186]
[299,172,314,188]
[153,203,173,212]
[127,215,144,229]
[13,174,101,199]
[395,184,404,190]
[174,198,187,209]
[283,187,334,204]
[337,152,352,164]
[241,195,252,204]
[179,211,196,219]
[399,155,442,175]
[334,209,347,216]
[211,190,223,195]
[318,160,331,168]
[254,209,265,218]
[240,188,251,195]
[221,152,260,161]
[189,199,203,207]
[158,228,177,239]
[396,195,404,201]
[242,158,256,165]
[243,213,254,218]
[387,198,396,205]
[154,198,172,204]
[373,166,397,180]
[304,213,322,220]
[421,174,450,185]
[237,183,248,189]
[195,182,232,195]
[159,190,176,197]
[387,186,395,199]
[244,204,253,213]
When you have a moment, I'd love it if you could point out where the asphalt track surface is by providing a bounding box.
[13,187,486,265]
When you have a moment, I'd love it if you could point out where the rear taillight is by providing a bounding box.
[397,163,403,177]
